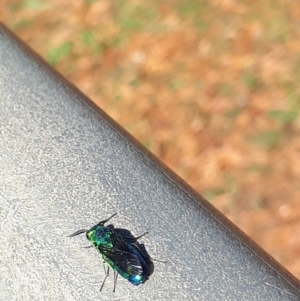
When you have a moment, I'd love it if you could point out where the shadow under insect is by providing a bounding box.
[69,214,154,292]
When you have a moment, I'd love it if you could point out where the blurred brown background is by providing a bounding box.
[2,0,300,278]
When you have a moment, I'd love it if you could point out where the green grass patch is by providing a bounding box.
[22,0,47,10]
[11,19,34,29]
[265,11,289,43]
[129,79,141,88]
[112,94,122,104]
[242,71,262,91]
[203,187,226,201]
[169,79,183,90]
[225,108,241,119]
[47,42,72,66]
[143,139,152,150]
[80,30,103,56]
[268,109,298,125]
[84,0,98,4]
[9,0,47,11]
[115,2,160,34]
[217,82,234,97]
[176,0,208,31]
[81,30,95,46]
[293,58,300,78]
[247,130,281,148]
[245,163,273,174]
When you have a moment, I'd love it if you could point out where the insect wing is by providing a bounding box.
[113,230,154,281]
[107,247,144,276]
[98,234,144,276]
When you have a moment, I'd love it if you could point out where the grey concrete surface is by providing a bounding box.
[1,24,300,300]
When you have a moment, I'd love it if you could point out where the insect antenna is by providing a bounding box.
[68,229,87,237]
[100,263,109,292]
[99,213,117,225]
[113,271,118,293]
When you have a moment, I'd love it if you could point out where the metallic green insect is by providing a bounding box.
[69,213,154,292]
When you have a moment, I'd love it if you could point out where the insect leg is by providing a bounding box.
[134,243,167,263]
[102,262,108,275]
[100,263,109,292]
[113,271,118,293]
[68,229,88,237]
[135,232,149,240]
[151,257,167,263]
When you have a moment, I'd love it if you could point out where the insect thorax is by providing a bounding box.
[86,225,114,248]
